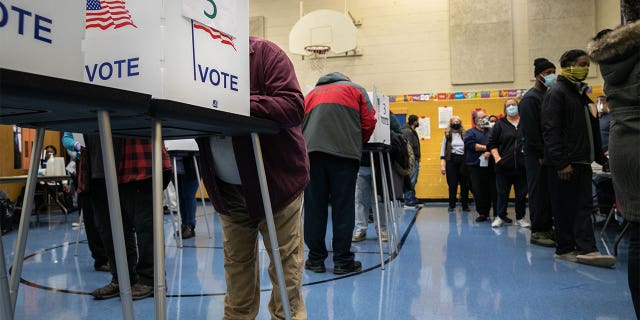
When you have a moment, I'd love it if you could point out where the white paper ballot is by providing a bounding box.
[479,154,489,167]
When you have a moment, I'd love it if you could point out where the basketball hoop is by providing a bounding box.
[304,45,331,74]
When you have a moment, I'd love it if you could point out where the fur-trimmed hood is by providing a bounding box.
[588,20,640,63]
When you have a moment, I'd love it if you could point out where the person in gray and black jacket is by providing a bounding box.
[541,49,615,268]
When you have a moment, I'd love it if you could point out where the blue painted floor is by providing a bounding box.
[1,203,635,319]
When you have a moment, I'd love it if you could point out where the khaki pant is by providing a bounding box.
[218,182,306,320]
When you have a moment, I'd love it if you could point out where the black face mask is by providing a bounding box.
[451,123,461,130]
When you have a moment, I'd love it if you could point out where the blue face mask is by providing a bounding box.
[506,105,519,116]
[541,73,557,87]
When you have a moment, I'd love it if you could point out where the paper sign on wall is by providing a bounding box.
[416,117,430,140]
[438,107,453,129]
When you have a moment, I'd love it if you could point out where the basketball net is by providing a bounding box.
[304,45,331,74]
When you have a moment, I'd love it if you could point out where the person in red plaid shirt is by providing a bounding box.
[79,135,172,300]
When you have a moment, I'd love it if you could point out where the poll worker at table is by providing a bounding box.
[196,36,309,319]
[82,136,172,300]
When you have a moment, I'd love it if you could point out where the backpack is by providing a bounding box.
[390,132,415,176]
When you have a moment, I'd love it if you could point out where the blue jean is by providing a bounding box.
[354,167,387,233]
[404,160,420,204]
[177,157,199,227]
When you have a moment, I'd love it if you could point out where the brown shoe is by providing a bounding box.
[576,252,616,268]
[131,283,154,300]
[554,251,578,263]
[91,281,120,300]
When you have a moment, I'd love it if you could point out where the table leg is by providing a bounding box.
[0,219,13,320]
[192,156,212,238]
[250,133,291,320]
[9,127,44,313]
[97,110,134,320]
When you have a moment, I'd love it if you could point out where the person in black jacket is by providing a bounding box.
[520,58,556,247]
[488,99,529,228]
[541,49,615,268]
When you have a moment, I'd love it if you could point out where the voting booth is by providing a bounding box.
[82,0,249,115]
[0,0,85,81]
[367,88,391,144]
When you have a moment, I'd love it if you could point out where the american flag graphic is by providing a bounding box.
[193,21,236,51]
[86,0,137,30]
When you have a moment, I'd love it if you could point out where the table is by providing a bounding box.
[0,175,73,223]
[0,68,283,320]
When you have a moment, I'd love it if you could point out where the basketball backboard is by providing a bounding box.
[289,9,357,55]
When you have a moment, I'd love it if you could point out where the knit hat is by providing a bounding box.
[533,58,556,76]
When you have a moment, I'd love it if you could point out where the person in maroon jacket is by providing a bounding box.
[302,72,377,275]
[196,37,309,319]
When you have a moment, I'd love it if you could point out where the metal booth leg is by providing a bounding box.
[191,155,212,238]
[250,133,291,320]
[377,153,394,255]
[171,156,183,248]
[152,119,167,320]
[8,127,44,315]
[369,151,385,269]
[97,110,135,320]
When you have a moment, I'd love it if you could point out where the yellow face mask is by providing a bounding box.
[561,66,589,82]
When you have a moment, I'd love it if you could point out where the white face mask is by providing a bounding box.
[597,102,604,113]
[488,122,495,128]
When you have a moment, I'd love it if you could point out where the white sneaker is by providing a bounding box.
[352,230,366,242]
[378,230,389,242]
[516,219,531,228]
[491,217,504,228]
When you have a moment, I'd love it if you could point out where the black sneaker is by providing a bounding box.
[94,262,110,272]
[91,281,120,300]
[131,282,154,300]
[475,214,487,222]
[304,260,326,273]
[333,260,362,275]
[181,224,195,239]
[501,216,513,224]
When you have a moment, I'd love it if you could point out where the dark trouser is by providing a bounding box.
[495,169,527,220]
[524,156,553,232]
[304,152,359,267]
[91,178,154,286]
[78,192,108,268]
[469,166,496,216]
[629,221,640,318]
[445,156,469,208]
[548,164,598,255]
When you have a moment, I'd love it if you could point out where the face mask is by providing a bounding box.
[488,122,495,128]
[541,73,557,87]
[451,123,461,130]
[414,123,419,128]
[597,102,604,113]
[506,105,519,116]
[561,66,589,82]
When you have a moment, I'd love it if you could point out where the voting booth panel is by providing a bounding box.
[367,91,391,145]
[82,0,249,116]
[0,0,85,81]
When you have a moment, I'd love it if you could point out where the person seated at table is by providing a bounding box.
[32,145,74,213]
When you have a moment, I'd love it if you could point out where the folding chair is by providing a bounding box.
[600,198,630,256]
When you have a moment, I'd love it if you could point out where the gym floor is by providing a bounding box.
[1,203,634,319]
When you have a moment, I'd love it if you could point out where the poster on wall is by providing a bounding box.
[416,117,430,139]
[438,107,453,128]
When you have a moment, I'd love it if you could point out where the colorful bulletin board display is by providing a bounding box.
[390,85,604,200]
[83,0,249,115]
[1,0,85,81]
